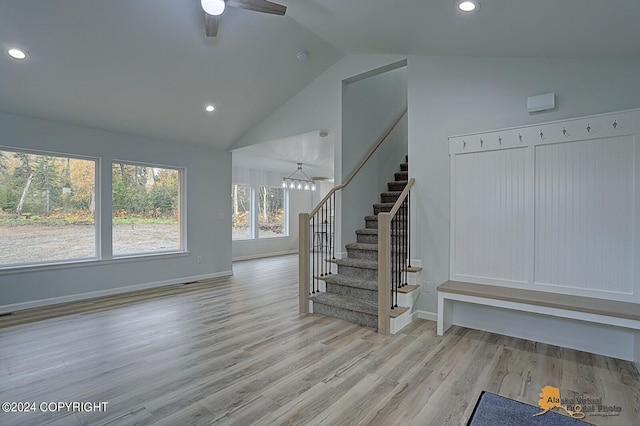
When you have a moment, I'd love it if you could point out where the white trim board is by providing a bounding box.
[0,270,233,314]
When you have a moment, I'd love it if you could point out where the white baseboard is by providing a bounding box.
[0,270,233,314]
[232,250,297,262]
[415,310,437,322]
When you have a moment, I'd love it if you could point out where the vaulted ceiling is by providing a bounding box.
[1,0,639,154]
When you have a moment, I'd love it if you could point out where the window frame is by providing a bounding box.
[231,183,254,241]
[0,146,100,270]
[256,185,288,239]
[111,159,186,257]
[232,183,289,241]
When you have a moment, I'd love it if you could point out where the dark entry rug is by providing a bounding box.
[468,391,592,426]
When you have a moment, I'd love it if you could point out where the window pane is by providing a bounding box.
[0,149,96,266]
[232,184,251,239]
[112,163,181,255]
[258,186,285,238]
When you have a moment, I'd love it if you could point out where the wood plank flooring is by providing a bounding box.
[1,255,638,425]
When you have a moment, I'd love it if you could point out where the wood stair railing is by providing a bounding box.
[299,108,408,333]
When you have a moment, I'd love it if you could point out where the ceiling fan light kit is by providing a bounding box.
[202,0,288,37]
[201,0,225,16]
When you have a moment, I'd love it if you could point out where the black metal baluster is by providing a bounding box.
[332,192,336,260]
[312,215,316,294]
[320,203,325,277]
[403,198,408,287]
[407,192,411,269]
[326,198,331,275]
[390,215,395,310]
[394,213,398,308]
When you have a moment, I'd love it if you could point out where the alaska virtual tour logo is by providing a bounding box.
[535,386,622,419]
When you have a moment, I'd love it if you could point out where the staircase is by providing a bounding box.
[309,158,419,332]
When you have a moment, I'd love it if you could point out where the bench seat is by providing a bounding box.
[437,280,640,363]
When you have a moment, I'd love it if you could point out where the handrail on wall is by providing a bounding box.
[309,108,408,217]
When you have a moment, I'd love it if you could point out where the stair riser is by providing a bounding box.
[313,302,377,329]
[381,194,400,203]
[356,233,378,244]
[394,172,408,181]
[365,218,378,229]
[355,234,407,244]
[338,264,377,281]
[387,182,407,191]
[346,247,378,261]
[326,283,378,303]
[400,163,408,172]
[373,206,407,215]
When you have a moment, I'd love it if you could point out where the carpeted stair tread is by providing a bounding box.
[394,171,409,181]
[345,242,378,251]
[400,162,408,171]
[310,292,378,316]
[387,180,408,191]
[373,202,396,209]
[322,274,378,291]
[335,257,378,270]
[356,228,406,235]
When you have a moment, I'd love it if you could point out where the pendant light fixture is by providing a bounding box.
[282,163,316,191]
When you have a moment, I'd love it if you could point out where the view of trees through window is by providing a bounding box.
[112,163,181,255]
[232,184,251,239]
[232,184,286,240]
[258,186,285,238]
[0,149,96,266]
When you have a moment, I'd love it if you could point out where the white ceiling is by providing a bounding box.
[287,0,640,58]
[0,0,342,151]
[2,0,640,175]
[233,129,334,179]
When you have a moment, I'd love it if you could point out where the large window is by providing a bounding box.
[112,162,182,256]
[258,186,285,238]
[232,184,287,240]
[0,148,96,266]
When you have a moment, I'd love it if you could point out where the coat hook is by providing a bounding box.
[613,120,618,129]
[463,140,466,149]
[539,131,544,139]
[519,133,523,142]
[480,139,484,147]
[562,127,567,136]
[498,136,502,145]
[587,123,591,132]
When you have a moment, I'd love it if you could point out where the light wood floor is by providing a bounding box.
[1,255,638,425]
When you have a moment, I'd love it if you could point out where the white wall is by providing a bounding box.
[341,66,407,246]
[231,166,313,260]
[232,54,407,252]
[0,112,232,312]
[408,56,640,314]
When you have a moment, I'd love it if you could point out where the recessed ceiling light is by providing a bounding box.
[457,0,479,12]
[205,105,215,112]
[8,48,27,60]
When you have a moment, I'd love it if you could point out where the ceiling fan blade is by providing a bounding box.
[226,0,287,16]
[204,13,219,37]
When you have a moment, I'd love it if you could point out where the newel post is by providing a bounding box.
[299,212,310,314]
[378,212,391,334]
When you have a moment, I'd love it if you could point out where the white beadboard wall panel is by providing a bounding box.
[452,147,529,283]
[534,136,635,293]
[449,108,640,302]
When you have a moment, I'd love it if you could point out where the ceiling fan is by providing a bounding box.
[201,0,287,37]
